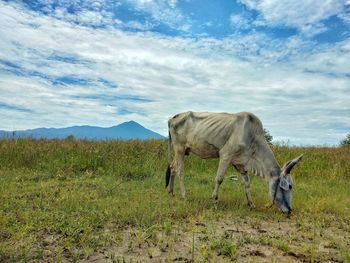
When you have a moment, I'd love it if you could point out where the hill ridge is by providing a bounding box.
[0,121,163,140]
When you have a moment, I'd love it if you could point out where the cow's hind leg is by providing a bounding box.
[211,157,231,200]
[168,160,176,195]
[173,147,186,198]
[241,171,254,207]
[178,153,186,198]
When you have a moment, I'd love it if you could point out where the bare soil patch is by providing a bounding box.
[83,213,350,262]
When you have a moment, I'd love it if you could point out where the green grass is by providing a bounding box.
[0,138,349,262]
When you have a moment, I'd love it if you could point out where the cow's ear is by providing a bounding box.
[279,177,290,191]
[282,154,304,174]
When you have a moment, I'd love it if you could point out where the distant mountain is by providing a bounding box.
[0,121,164,140]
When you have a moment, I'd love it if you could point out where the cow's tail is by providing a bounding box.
[165,130,172,188]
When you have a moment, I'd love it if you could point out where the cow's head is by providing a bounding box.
[270,155,303,214]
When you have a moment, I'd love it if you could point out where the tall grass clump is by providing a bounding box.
[0,138,168,180]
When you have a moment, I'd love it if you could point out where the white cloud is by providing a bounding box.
[239,0,348,37]
[126,0,191,32]
[230,13,252,30]
[0,2,349,145]
[51,6,116,27]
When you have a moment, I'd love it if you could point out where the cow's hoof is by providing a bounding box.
[248,203,256,210]
[256,204,272,211]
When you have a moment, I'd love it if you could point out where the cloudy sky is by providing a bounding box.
[0,0,349,145]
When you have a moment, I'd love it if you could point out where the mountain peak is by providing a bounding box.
[126,120,138,124]
[111,120,143,129]
[122,120,140,126]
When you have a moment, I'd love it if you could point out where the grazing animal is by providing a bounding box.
[165,111,303,214]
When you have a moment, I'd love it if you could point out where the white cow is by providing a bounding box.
[165,111,303,214]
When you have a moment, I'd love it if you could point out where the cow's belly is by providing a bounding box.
[186,141,219,159]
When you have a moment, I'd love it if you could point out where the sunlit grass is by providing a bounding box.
[0,138,349,261]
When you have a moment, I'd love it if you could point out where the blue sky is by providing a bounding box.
[0,0,349,145]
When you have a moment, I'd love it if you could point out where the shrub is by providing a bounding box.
[340,133,350,147]
[263,128,273,145]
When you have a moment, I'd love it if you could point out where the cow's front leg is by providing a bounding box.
[241,171,254,207]
[211,157,230,200]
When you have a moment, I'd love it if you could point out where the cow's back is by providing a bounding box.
[168,111,263,159]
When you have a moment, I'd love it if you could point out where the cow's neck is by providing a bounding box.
[252,139,281,181]
[262,156,281,181]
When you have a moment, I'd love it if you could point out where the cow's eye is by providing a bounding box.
[289,185,292,190]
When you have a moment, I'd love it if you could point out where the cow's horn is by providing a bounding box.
[284,154,303,174]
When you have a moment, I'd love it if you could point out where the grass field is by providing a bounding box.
[0,138,349,262]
